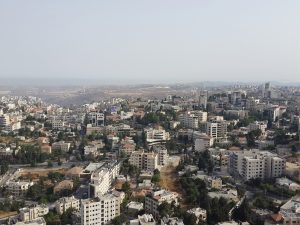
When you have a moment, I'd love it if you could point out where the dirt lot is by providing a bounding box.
[159,165,182,195]
[0,211,17,219]
[20,168,67,181]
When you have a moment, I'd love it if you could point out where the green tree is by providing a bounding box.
[183,212,197,225]
[0,161,9,175]
[121,181,131,195]
[158,202,172,217]
[151,169,161,184]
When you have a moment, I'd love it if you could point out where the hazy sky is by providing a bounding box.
[0,0,299,84]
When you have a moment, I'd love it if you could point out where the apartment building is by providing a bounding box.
[51,120,65,130]
[0,114,10,127]
[19,205,49,222]
[5,121,21,132]
[248,121,268,135]
[145,189,178,218]
[89,161,120,197]
[194,133,214,152]
[119,137,136,156]
[152,145,169,166]
[80,192,123,225]
[55,196,80,215]
[228,150,285,180]
[88,112,105,127]
[144,127,170,146]
[129,150,159,171]
[205,121,228,140]
[179,111,199,129]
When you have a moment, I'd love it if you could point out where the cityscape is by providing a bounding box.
[0,1,300,225]
[0,82,299,225]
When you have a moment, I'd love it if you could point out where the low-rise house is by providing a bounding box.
[276,178,300,191]
[208,188,239,202]
[6,181,34,197]
[15,217,46,225]
[55,196,80,215]
[145,189,178,219]
[119,137,136,156]
[205,176,222,190]
[161,217,184,225]
[84,145,99,157]
[127,201,144,214]
[130,214,156,225]
[52,141,71,152]
[187,207,207,223]
[138,180,154,189]
[19,205,49,222]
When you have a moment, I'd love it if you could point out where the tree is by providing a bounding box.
[110,215,126,225]
[158,202,172,217]
[47,160,53,167]
[183,212,197,225]
[61,208,75,225]
[246,129,262,147]
[121,181,131,195]
[151,169,161,184]
[0,161,9,175]
[44,211,61,225]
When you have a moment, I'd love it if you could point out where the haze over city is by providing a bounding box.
[0,0,299,85]
[1,1,300,225]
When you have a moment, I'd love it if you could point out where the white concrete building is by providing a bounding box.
[205,121,228,140]
[130,214,156,225]
[187,207,207,223]
[119,137,136,156]
[179,111,199,129]
[89,161,120,197]
[88,112,105,127]
[194,134,214,152]
[248,121,268,135]
[55,196,80,215]
[84,145,99,157]
[229,150,285,180]
[265,197,300,225]
[19,205,49,222]
[0,114,10,127]
[153,145,169,166]
[15,217,46,225]
[6,181,34,196]
[51,120,65,130]
[145,189,178,218]
[144,127,170,146]
[276,178,300,191]
[161,217,184,225]
[52,141,71,152]
[129,150,159,171]
[80,191,123,225]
